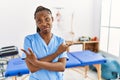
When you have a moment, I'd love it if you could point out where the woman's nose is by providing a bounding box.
[41,20,47,26]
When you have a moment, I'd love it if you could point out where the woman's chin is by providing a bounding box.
[42,30,51,34]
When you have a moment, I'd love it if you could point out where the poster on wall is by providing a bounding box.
[52,7,75,41]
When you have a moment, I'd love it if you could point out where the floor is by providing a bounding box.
[64,67,101,80]
[1,67,105,80]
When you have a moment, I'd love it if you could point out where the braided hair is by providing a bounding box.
[34,6,52,32]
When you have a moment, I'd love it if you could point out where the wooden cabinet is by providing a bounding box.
[82,41,99,52]
[66,41,99,53]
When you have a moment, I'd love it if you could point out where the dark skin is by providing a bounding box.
[21,10,73,73]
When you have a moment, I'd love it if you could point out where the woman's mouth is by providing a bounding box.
[41,27,49,31]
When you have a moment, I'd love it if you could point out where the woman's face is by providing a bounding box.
[35,10,53,34]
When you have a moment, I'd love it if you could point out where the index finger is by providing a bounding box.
[21,49,29,56]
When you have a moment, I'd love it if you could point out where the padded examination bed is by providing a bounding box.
[67,50,106,67]
[5,50,106,80]
[66,52,83,68]
[5,58,29,77]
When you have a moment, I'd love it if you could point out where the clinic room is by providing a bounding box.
[0,0,120,80]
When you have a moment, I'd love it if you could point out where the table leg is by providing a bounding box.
[93,64,101,80]
[12,76,17,80]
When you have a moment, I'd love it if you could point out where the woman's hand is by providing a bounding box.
[56,42,73,54]
[21,48,37,65]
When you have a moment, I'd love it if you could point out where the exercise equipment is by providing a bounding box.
[0,46,18,57]
[0,46,18,79]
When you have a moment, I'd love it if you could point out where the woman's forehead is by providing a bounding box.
[36,10,51,16]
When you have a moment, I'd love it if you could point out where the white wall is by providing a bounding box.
[0,0,101,53]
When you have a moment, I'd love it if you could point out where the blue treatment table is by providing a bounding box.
[66,50,106,67]
[5,58,29,77]
[5,50,106,80]
[66,50,106,80]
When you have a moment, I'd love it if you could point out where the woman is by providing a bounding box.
[21,6,72,80]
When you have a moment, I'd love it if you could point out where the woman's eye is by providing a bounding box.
[46,18,50,22]
[37,20,41,24]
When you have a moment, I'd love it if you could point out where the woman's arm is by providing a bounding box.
[25,59,40,73]
[39,43,70,62]
[39,58,66,71]
[21,48,67,73]
[28,57,67,73]
[21,42,72,73]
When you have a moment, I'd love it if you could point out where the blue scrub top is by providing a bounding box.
[22,33,68,80]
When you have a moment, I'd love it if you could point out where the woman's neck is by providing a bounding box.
[39,32,53,45]
[40,32,52,39]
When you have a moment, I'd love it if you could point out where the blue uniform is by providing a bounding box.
[22,33,68,80]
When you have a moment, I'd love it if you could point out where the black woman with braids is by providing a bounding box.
[21,6,72,80]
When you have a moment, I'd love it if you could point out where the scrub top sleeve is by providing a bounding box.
[59,51,69,61]
[58,38,69,60]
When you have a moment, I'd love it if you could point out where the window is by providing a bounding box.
[100,0,120,57]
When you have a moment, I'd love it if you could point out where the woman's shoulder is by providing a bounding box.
[25,33,37,39]
[53,34,64,43]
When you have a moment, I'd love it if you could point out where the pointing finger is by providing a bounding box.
[21,49,29,56]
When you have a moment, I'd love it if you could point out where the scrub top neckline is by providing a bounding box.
[36,33,54,47]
